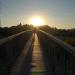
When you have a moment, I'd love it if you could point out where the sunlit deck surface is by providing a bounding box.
[31,34,45,75]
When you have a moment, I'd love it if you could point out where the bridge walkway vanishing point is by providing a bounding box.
[0,30,75,75]
[6,30,75,75]
[9,33,45,75]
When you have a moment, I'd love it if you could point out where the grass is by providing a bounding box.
[61,37,75,47]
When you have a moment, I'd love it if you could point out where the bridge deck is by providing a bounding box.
[31,34,45,75]
[9,34,45,75]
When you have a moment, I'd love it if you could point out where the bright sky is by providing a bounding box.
[0,0,75,29]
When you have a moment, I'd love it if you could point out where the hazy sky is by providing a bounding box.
[0,0,75,29]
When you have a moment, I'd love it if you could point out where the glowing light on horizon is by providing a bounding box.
[31,17,44,26]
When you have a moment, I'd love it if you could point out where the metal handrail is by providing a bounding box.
[0,30,32,45]
[39,30,75,56]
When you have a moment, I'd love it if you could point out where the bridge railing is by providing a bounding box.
[0,30,33,75]
[38,30,75,75]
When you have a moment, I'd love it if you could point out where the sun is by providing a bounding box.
[31,17,44,26]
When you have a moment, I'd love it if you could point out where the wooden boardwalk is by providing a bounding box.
[31,34,45,75]
[9,34,45,75]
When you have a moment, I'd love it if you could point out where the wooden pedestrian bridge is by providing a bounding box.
[0,30,75,75]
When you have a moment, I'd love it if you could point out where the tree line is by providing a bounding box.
[0,24,75,39]
[0,23,33,38]
[38,25,75,37]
